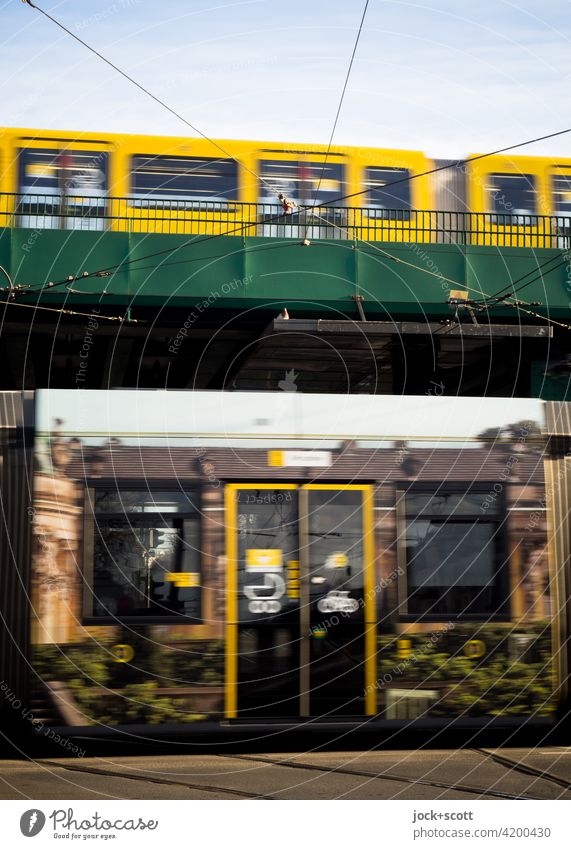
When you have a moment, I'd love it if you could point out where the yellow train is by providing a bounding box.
[1,126,570,245]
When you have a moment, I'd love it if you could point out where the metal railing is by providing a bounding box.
[1,192,570,248]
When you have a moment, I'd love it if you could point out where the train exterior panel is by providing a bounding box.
[3,126,570,245]
[3,389,562,732]
[0,128,571,217]
[0,127,433,238]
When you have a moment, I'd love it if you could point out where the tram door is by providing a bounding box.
[226,484,376,719]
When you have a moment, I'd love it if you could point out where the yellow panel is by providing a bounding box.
[467,152,552,247]
[232,482,298,489]
[245,548,282,569]
[224,484,238,718]
[362,485,377,715]
[303,483,369,490]
[164,571,200,587]
[267,450,284,467]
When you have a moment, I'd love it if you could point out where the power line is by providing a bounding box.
[0,298,136,321]
[17,236,304,297]
[310,210,571,330]
[16,211,571,331]
[308,0,370,233]
[19,1,224,158]
[21,0,276,197]
[483,249,569,305]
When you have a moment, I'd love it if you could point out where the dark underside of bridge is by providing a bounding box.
[0,303,566,398]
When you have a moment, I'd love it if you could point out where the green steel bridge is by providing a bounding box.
[1,193,570,397]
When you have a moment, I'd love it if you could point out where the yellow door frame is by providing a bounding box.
[224,482,376,719]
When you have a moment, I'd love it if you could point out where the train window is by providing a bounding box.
[486,173,536,217]
[130,154,238,205]
[17,147,109,230]
[89,489,201,620]
[551,169,571,215]
[307,489,364,601]
[18,147,108,194]
[363,166,411,217]
[94,489,197,513]
[258,159,345,206]
[401,490,505,618]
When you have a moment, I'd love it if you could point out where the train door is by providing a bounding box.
[225,483,376,720]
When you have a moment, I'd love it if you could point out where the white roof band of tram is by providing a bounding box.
[35,391,546,449]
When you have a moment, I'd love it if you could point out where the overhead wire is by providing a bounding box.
[16,196,571,303]
[0,298,135,321]
[305,0,370,238]
[482,249,570,305]
[20,0,274,197]
[310,209,571,331]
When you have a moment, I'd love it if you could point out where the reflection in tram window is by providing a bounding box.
[89,489,201,619]
[258,159,345,207]
[363,166,412,218]
[236,489,298,623]
[17,147,109,230]
[307,489,364,599]
[257,159,346,239]
[552,169,571,215]
[402,489,505,618]
[129,154,239,206]
[486,173,536,218]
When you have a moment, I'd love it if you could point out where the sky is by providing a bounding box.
[1,0,570,158]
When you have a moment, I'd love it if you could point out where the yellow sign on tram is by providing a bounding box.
[245,549,283,571]
[111,644,135,663]
[463,639,486,659]
[397,638,412,659]
[164,572,200,587]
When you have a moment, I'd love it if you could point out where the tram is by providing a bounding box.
[1,126,571,244]
[1,389,569,735]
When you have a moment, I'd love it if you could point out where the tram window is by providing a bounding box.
[17,148,108,228]
[404,491,499,516]
[258,159,345,206]
[88,489,201,620]
[307,489,364,595]
[363,166,411,217]
[552,169,571,215]
[18,148,108,193]
[486,173,536,217]
[401,489,505,618]
[130,154,238,204]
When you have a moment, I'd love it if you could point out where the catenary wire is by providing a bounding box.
[0,299,135,321]
[16,215,571,332]
[21,0,278,198]
[306,0,370,236]
[309,210,571,330]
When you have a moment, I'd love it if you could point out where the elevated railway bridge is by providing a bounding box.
[0,194,570,397]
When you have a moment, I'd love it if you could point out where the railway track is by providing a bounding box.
[222,753,537,800]
[474,748,571,795]
[39,759,274,801]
